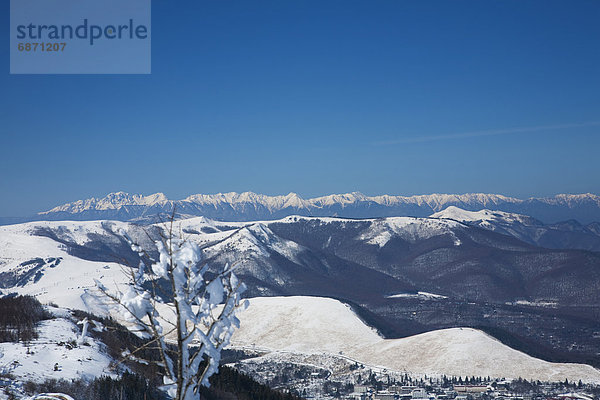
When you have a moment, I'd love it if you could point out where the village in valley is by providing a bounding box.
[230,351,600,400]
[342,380,599,400]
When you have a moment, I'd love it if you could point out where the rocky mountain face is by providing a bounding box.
[18,191,600,224]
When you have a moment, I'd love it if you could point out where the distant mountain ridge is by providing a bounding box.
[31,191,600,224]
[432,206,600,251]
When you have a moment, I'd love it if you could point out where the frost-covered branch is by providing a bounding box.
[95,217,247,400]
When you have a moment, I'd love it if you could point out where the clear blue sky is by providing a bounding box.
[1,0,599,216]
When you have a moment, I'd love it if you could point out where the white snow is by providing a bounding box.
[41,191,528,216]
[109,228,247,394]
[202,223,305,267]
[230,296,600,383]
[0,222,132,311]
[230,296,381,354]
[510,300,558,308]
[3,219,600,386]
[358,217,463,247]
[0,315,115,385]
[38,192,600,225]
[26,394,75,400]
[386,291,448,300]
[429,206,554,245]
[179,214,464,249]
[431,206,536,225]
[41,191,170,214]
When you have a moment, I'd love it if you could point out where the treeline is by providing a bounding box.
[23,366,303,400]
[0,295,52,342]
[200,366,303,400]
[23,371,163,400]
[70,309,167,382]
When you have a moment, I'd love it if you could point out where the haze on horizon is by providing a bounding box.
[1,0,599,216]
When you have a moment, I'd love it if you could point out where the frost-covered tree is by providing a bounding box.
[95,217,247,400]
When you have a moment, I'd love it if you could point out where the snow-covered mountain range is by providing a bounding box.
[20,191,600,224]
[0,212,598,383]
[2,212,600,375]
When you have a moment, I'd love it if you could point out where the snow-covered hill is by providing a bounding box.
[23,191,600,224]
[0,221,137,311]
[0,308,114,384]
[432,206,600,251]
[2,216,600,383]
[358,217,463,247]
[231,296,600,383]
[431,206,540,225]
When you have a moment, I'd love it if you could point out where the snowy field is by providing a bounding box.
[231,296,600,384]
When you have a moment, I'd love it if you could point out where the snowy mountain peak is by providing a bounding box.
[541,193,600,206]
[33,191,600,224]
[142,192,169,204]
[41,191,170,214]
[431,206,492,221]
[281,192,310,209]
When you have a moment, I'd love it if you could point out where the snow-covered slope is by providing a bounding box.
[231,296,381,354]
[29,191,600,224]
[0,215,464,310]
[359,217,463,247]
[0,311,114,384]
[0,221,136,311]
[431,206,540,225]
[231,296,600,383]
[431,206,545,244]
[432,206,600,251]
[42,191,171,213]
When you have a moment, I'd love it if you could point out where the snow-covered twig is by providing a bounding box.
[95,212,246,400]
